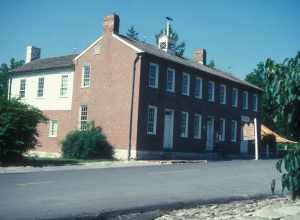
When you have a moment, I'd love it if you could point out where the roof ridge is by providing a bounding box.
[116,34,263,92]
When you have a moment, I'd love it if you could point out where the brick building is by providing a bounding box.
[10,14,262,159]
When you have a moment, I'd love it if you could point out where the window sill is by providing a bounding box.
[147,133,156,136]
[81,86,90,89]
[59,96,69,98]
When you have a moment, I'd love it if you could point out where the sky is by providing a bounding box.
[0,0,299,79]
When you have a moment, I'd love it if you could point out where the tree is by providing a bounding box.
[0,98,47,162]
[207,60,216,69]
[0,58,24,98]
[245,52,300,140]
[155,24,186,57]
[126,25,139,41]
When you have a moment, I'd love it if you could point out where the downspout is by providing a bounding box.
[128,53,142,160]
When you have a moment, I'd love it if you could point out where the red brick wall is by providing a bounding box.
[36,110,72,154]
[70,33,141,155]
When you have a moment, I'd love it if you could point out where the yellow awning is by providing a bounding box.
[261,124,298,144]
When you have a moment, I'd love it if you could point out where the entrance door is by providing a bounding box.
[163,109,174,150]
[206,117,214,151]
[240,125,248,153]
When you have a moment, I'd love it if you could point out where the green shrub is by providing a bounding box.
[276,144,300,200]
[0,98,47,162]
[62,125,114,160]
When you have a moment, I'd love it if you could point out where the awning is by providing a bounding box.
[261,124,298,144]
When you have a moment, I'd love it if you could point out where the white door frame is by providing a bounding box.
[206,116,214,151]
[163,109,174,150]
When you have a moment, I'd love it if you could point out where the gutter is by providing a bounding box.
[128,52,143,160]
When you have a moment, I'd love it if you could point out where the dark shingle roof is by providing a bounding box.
[117,34,263,92]
[14,54,77,73]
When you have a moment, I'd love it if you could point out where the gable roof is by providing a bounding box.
[113,34,263,92]
[13,54,77,73]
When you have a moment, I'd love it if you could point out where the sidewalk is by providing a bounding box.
[0,160,207,174]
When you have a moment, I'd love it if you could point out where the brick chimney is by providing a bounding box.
[26,46,41,63]
[193,49,207,65]
[103,14,120,34]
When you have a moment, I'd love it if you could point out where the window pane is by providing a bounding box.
[182,73,190,95]
[80,105,88,130]
[166,69,175,92]
[60,75,68,96]
[194,114,201,139]
[147,106,157,135]
[82,65,91,87]
[180,112,188,137]
[149,64,158,88]
[208,81,214,101]
[195,78,202,99]
[19,79,26,98]
[37,78,44,97]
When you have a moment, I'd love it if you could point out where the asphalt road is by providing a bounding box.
[0,160,281,220]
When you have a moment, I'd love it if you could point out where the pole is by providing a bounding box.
[254,118,259,160]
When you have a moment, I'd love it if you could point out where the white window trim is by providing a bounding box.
[148,63,159,89]
[37,77,45,98]
[232,88,238,107]
[231,120,237,142]
[208,80,215,102]
[166,68,175,92]
[19,79,26,98]
[48,120,58,137]
[79,105,88,131]
[181,72,190,96]
[81,64,91,88]
[60,75,69,97]
[242,91,249,110]
[194,113,202,139]
[180,111,189,138]
[220,118,226,141]
[195,77,203,99]
[253,94,258,112]
[147,105,158,135]
[220,84,227,104]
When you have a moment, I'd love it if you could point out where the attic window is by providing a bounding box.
[94,44,101,55]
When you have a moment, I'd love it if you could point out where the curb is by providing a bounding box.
[0,160,207,174]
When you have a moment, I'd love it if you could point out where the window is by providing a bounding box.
[219,118,226,141]
[181,73,190,96]
[232,88,238,107]
[208,80,215,102]
[242,91,248,110]
[253,94,258,112]
[148,63,159,88]
[82,64,91,88]
[220,84,227,104]
[48,120,58,137]
[19,79,26,98]
[147,105,157,135]
[60,75,68,97]
[231,120,237,142]
[37,77,44,97]
[166,68,175,92]
[194,114,202,139]
[180,111,189,138]
[80,105,88,131]
[194,77,203,99]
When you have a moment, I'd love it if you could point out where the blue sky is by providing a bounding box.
[0,0,299,79]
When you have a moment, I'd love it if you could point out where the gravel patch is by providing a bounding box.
[155,196,300,220]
